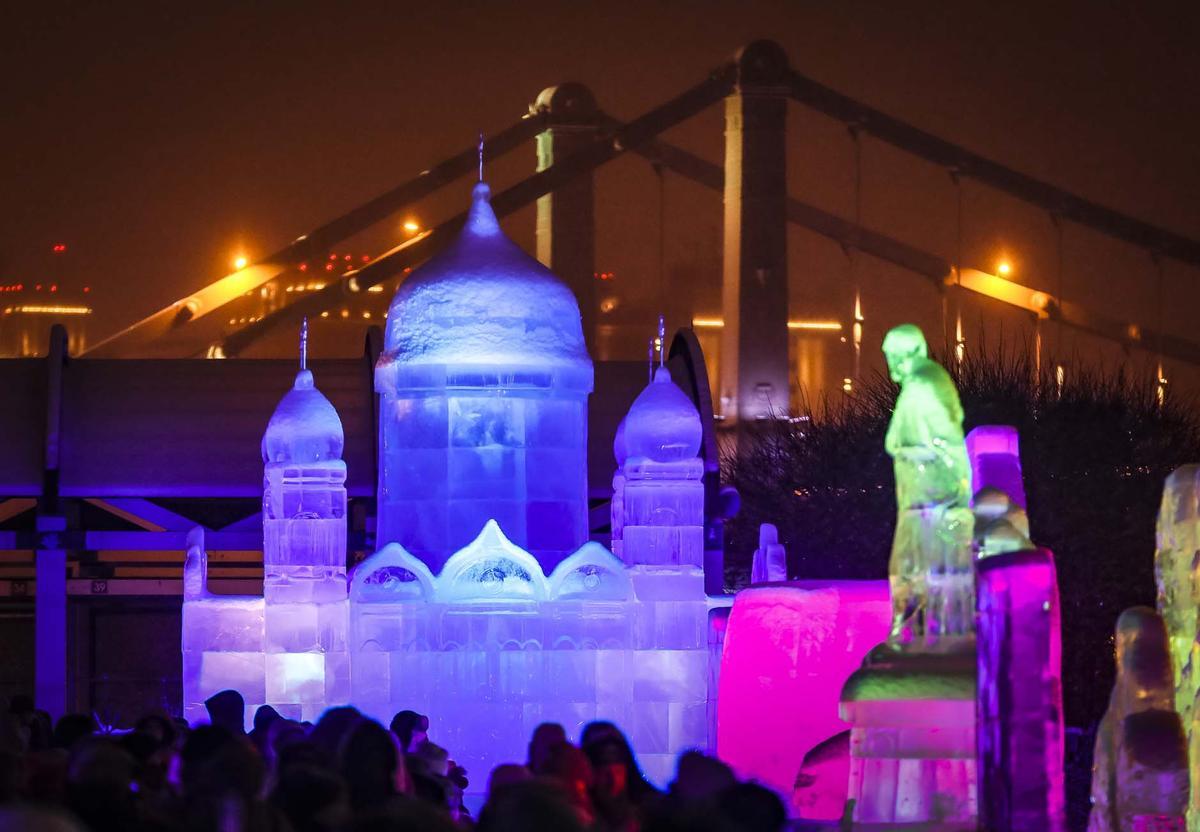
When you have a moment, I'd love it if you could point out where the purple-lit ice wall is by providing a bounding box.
[967,425,1026,508]
[716,582,890,818]
[375,182,593,573]
[349,522,710,795]
[976,548,1066,832]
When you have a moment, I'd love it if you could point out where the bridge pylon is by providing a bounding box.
[721,40,792,424]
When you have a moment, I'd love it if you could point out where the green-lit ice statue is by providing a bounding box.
[882,324,974,645]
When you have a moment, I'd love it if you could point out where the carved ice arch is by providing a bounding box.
[548,541,632,601]
[350,541,436,603]
[438,520,549,602]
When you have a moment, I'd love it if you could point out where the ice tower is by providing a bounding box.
[375,181,593,572]
[260,329,351,717]
[611,366,704,567]
[182,331,350,724]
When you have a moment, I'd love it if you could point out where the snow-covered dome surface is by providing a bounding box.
[379,182,590,383]
[623,367,702,462]
[262,369,345,464]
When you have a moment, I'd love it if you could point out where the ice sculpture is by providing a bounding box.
[976,547,1066,832]
[375,181,593,572]
[716,582,889,818]
[348,525,710,794]
[1156,466,1200,726]
[1156,465,1200,831]
[182,337,350,725]
[749,523,787,584]
[882,324,974,644]
[611,366,704,567]
[839,324,977,827]
[1088,607,1188,832]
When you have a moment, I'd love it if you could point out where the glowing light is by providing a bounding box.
[362,311,371,319]
[1055,364,1065,398]
[955,313,966,365]
[52,243,67,253]
[997,260,1012,276]
[10,304,92,315]
[320,311,330,318]
[367,285,384,293]
[843,377,854,393]
[956,268,1052,318]
[403,220,420,234]
[690,317,843,331]
[340,309,349,318]
[299,263,308,272]
[233,255,249,271]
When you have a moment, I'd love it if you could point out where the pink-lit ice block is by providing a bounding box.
[716,581,890,814]
[976,548,1065,832]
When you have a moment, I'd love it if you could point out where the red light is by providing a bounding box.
[362,255,370,262]
[325,264,334,271]
[83,286,90,293]
[329,254,337,260]
[299,263,308,272]
[35,284,42,291]
[344,255,351,261]
[52,244,67,253]
[50,285,57,292]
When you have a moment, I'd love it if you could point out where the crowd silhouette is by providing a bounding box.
[0,690,786,832]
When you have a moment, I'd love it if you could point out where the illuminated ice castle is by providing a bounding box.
[182,181,711,786]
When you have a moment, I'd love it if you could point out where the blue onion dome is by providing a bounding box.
[261,369,345,463]
[623,367,702,463]
[379,181,590,385]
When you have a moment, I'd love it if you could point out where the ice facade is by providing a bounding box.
[348,522,710,789]
[375,182,593,573]
[182,181,712,790]
[611,366,704,568]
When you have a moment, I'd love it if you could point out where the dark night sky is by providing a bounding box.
[5,1,1199,384]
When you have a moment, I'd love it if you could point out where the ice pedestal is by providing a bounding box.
[716,581,889,818]
[976,549,1066,832]
[839,646,977,827]
[349,526,711,798]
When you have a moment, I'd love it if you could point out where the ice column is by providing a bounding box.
[976,548,1066,832]
[375,182,593,573]
[1156,465,1200,831]
[261,348,350,721]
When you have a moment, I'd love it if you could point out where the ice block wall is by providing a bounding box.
[181,529,266,728]
[976,548,1066,832]
[349,522,710,793]
[716,581,890,817]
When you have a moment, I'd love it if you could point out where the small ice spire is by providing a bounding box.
[300,316,308,371]
[647,337,655,384]
[478,132,484,183]
[657,314,666,368]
